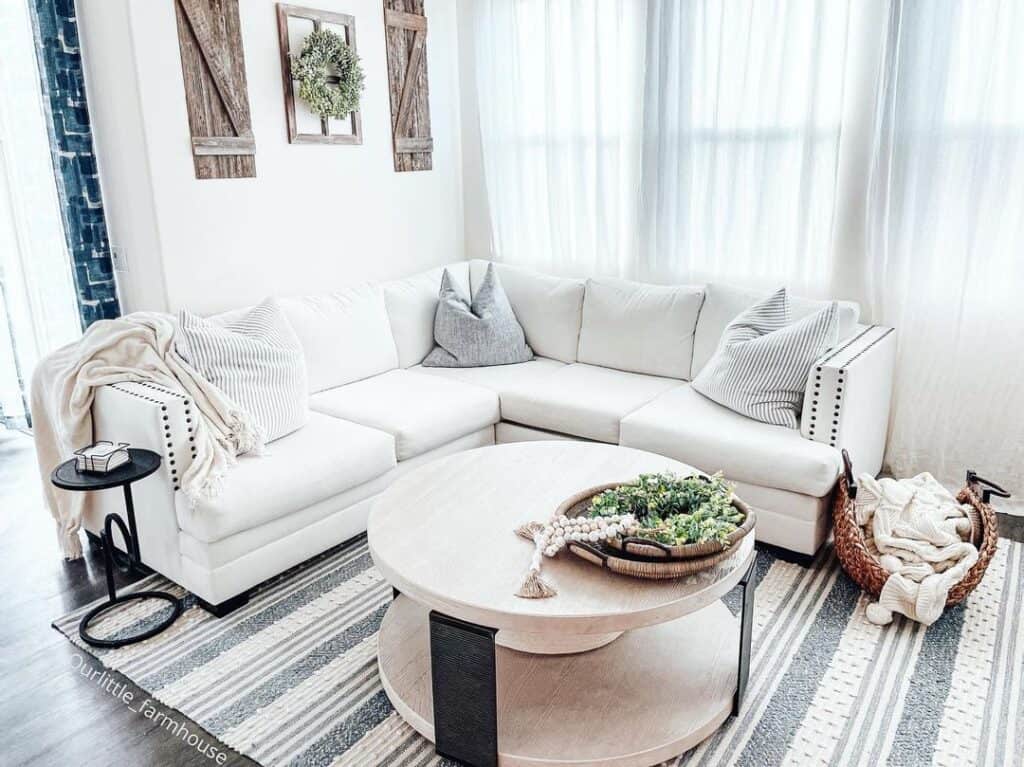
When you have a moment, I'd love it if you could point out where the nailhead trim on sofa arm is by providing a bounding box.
[801,325,897,478]
[87,382,194,586]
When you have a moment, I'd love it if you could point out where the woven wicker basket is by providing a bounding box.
[833,450,1007,607]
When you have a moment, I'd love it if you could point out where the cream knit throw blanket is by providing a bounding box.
[855,473,979,626]
[30,313,261,559]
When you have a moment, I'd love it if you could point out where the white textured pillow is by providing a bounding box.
[177,299,308,444]
[577,277,704,379]
[423,263,533,367]
[692,288,838,428]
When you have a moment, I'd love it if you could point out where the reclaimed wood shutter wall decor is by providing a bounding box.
[276,4,363,145]
[383,0,432,171]
[173,0,256,179]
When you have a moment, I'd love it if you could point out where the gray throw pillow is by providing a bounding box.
[692,288,838,428]
[177,298,308,444]
[422,263,533,367]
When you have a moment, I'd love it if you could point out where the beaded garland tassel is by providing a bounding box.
[513,513,639,598]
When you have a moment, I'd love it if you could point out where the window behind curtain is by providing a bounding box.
[640,1,852,293]
[865,0,1024,488]
[472,0,854,295]
[473,0,647,279]
[0,1,82,427]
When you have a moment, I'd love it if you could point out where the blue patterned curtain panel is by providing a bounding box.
[29,0,120,327]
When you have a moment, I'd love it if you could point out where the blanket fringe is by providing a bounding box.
[60,528,84,560]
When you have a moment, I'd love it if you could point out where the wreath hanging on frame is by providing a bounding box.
[292,28,365,119]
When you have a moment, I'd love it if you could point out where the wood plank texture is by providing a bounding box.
[276,3,363,145]
[0,431,257,766]
[173,0,256,179]
[384,0,432,171]
[378,594,738,766]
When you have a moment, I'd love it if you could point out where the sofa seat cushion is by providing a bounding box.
[410,357,565,396]
[175,411,396,543]
[309,369,500,460]
[619,384,841,497]
[500,363,681,443]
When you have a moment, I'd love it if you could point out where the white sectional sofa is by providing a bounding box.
[84,259,896,613]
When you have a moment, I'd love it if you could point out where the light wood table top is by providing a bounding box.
[368,441,755,635]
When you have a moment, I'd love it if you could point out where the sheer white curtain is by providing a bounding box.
[639,0,852,294]
[472,0,855,293]
[866,1,1024,489]
[472,0,646,277]
[470,0,1024,491]
[0,1,81,427]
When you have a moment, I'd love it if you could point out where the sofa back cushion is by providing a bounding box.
[576,277,704,379]
[279,284,398,393]
[382,262,471,368]
[469,259,584,363]
[690,283,860,379]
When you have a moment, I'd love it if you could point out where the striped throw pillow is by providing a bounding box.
[177,299,308,445]
[692,288,838,428]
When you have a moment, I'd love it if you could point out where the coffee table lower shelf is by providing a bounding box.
[378,594,740,767]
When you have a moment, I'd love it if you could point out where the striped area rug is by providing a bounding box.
[53,536,1024,767]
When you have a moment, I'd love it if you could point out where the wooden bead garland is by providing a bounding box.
[514,513,639,598]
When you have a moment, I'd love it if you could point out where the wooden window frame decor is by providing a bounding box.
[173,0,256,179]
[383,0,432,171]
[276,4,363,145]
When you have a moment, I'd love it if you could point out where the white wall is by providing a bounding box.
[79,0,464,315]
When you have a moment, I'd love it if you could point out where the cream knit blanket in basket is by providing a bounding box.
[855,473,979,626]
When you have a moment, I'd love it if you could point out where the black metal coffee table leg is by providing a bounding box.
[429,611,498,767]
[78,511,182,649]
[733,558,756,715]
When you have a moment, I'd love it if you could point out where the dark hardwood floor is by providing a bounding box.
[0,430,256,767]
[1,427,1020,766]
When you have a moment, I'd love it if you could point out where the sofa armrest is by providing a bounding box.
[85,381,195,582]
[801,325,897,479]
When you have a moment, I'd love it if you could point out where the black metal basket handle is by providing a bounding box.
[966,470,1012,504]
[841,449,857,499]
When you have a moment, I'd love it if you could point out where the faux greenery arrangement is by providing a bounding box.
[292,28,365,119]
[588,472,744,546]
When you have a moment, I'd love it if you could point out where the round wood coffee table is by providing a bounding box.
[368,441,756,767]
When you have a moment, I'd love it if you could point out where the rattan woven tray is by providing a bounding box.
[565,538,748,579]
[554,482,756,559]
[554,480,756,579]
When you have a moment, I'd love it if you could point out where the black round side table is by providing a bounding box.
[52,448,183,648]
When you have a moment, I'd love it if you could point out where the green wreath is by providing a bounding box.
[292,28,365,119]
